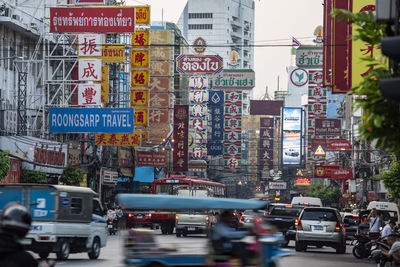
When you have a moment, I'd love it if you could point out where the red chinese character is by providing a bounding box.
[136,111,145,123]
[97,134,106,145]
[108,134,118,145]
[228,158,237,168]
[229,93,239,101]
[121,134,130,145]
[229,132,237,140]
[135,52,146,66]
[135,34,146,46]
[313,103,322,114]
[229,105,238,114]
[229,119,237,128]
[82,86,97,104]
[134,91,146,104]
[82,62,98,80]
[228,146,237,154]
[130,134,140,145]
[134,73,145,85]
[80,37,99,56]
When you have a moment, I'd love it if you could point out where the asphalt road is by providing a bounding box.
[38,231,375,267]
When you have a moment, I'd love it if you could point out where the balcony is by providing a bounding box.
[231,30,242,39]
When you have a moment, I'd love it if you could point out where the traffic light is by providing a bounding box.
[380,36,400,102]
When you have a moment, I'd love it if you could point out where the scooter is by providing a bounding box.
[370,239,392,267]
[352,233,373,259]
[107,218,118,235]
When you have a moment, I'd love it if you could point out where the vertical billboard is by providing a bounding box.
[282,108,301,165]
[259,117,274,174]
[173,105,189,172]
[208,90,224,156]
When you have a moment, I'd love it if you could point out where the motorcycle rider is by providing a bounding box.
[382,219,396,241]
[368,208,383,240]
[381,234,400,264]
[0,202,38,267]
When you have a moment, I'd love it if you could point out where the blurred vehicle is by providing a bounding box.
[266,203,287,215]
[175,211,214,237]
[107,218,118,235]
[341,213,359,240]
[284,148,299,157]
[367,201,400,222]
[265,205,304,247]
[126,211,153,228]
[238,210,256,230]
[295,207,346,253]
[0,184,107,260]
[291,197,322,207]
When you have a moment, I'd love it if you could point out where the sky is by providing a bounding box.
[127,0,323,100]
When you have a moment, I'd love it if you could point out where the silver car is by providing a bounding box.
[295,207,346,253]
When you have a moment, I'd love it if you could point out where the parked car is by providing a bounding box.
[295,207,346,253]
[284,148,299,157]
[341,213,359,240]
[127,211,153,228]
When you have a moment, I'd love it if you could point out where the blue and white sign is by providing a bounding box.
[210,106,224,140]
[49,108,134,133]
[61,198,71,206]
[208,141,223,156]
[283,108,302,131]
[209,91,224,106]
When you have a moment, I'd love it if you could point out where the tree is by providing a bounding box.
[306,183,341,206]
[332,10,400,156]
[60,167,85,186]
[0,151,10,181]
[21,169,48,184]
[376,156,400,199]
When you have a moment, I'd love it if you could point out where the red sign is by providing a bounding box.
[315,118,341,136]
[295,177,311,186]
[314,164,340,178]
[34,147,65,166]
[176,55,223,74]
[173,105,189,172]
[75,0,104,4]
[332,169,353,180]
[327,139,351,150]
[50,7,135,33]
[136,151,167,167]
[250,100,283,116]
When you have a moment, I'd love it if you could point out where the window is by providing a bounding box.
[188,13,213,19]
[71,198,83,215]
[93,199,103,216]
[188,24,213,30]
[301,209,338,221]
[271,206,303,217]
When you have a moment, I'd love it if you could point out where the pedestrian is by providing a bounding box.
[0,203,38,267]
[382,219,396,240]
[367,208,381,240]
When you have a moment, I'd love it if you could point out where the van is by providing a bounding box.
[0,184,107,260]
[367,201,400,222]
[291,197,322,207]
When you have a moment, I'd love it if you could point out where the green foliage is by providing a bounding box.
[60,167,85,186]
[21,169,48,184]
[0,151,10,181]
[376,156,400,199]
[306,183,341,206]
[332,10,400,156]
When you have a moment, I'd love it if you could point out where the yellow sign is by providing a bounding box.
[130,89,149,107]
[131,69,149,88]
[95,65,109,103]
[80,45,125,62]
[134,108,148,126]
[95,132,141,146]
[352,0,386,87]
[131,50,150,68]
[135,6,150,25]
[132,30,150,48]
[314,145,326,155]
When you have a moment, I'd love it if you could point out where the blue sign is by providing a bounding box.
[61,198,71,206]
[49,108,134,133]
[208,141,223,156]
[209,91,224,106]
[210,106,224,140]
[327,91,344,119]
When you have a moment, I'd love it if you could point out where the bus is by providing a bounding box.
[150,175,226,234]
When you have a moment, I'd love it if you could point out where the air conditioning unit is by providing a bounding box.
[12,14,20,21]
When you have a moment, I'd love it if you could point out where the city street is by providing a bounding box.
[42,231,374,267]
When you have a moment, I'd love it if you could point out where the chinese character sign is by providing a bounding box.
[135,6,150,25]
[134,108,148,127]
[96,65,109,103]
[130,89,149,107]
[78,84,101,106]
[208,90,224,156]
[173,105,189,172]
[95,132,141,146]
[79,58,102,81]
[259,117,274,173]
[131,50,150,68]
[132,30,150,48]
[224,91,242,170]
[131,69,149,88]
[79,34,102,57]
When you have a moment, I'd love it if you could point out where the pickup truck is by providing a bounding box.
[0,184,107,260]
[175,211,214,237]
[264,205,304,247]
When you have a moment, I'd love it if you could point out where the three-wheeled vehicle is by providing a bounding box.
[117,194,293,267]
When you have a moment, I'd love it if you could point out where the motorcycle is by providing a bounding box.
[352,233,373,259]
[370,239,392,267]
[107,218,118,235]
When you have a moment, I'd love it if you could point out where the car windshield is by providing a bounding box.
[301,209,338,221]
[344,216,359,225]
[270,206,303,217]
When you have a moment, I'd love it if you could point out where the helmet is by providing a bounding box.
[1,203,32,238]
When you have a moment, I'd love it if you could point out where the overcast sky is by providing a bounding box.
[127,0,323,99]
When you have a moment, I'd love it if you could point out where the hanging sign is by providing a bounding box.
[176,55,223,74]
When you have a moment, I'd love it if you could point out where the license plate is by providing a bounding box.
[188,227,195,231]
[108,225,113,228]
[312,225,324,231]
[21,238,32,245]
[136,216,143,219]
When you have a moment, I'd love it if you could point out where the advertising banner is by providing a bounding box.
[327,91,344,119]
[173,105,189,172]
[208,141,223,156]
[269,182,287,190]
[210,106,224,140]
[315,118,341,136]
[323,0,333,86]
[250,100,283,116]
[259,117,274,172]
[150,92,170,108]
[212,69,255,89]
[327,139,351,150]
[79,34,102,57]
[176,55,223,74]
[131,69,149,88]
[78,84,101,106]
[208,90,224,156]
[296,46,323,69]
[79,58,102,81]
[50,7,136,33]
[295,177,311,186]
[150,30,174,44]
[332,169,354,180]
[95,132,141,146]
[49,108,134,133]
[288,67,309,93]
[282,131,301,165]
[283,108,302,131]
[136,151,167,167]
[314,164,340,178]
[134,109,148,127]
[150,47,174,61]
[132,30,150,48]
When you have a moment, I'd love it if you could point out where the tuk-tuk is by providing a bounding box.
[117,194,293,267]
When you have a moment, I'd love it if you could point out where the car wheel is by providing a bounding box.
[336,243,346,254]
[295,241,306,252]
[38,252,50,259]
[88,237,101,259]
[56,239,70,260]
